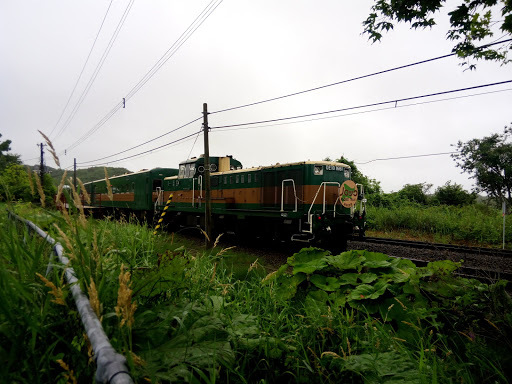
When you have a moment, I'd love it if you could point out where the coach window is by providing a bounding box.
[224,176,227,184]
[248,174,252,183]
[241,175,245,183]
[230,176,233,184]
[254,174,258,183]
[236,175,239,183]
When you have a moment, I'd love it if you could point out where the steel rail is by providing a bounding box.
[389,255,512,283]
[352,236,512,258]
[7,211,134,384]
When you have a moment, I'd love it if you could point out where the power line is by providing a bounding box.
[210,80,512,130]
[212,87,512,132]
[65,102,124,152]
[62,0,223,154]
[49,0,114,138]
[209,38,512,115]
[78,116,202,164]
[54,0,135,141]
[76,130,201,167]
[124,0,223,102]
[356,152,458,165]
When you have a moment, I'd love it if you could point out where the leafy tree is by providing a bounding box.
[452,124,512,207]
[434,181,476,206]
[48,166,131,186]
[0,164,32,202]
[334,156,383,195]
[398,182,432,204]
[0,133,21,171]
[363,0,512,68]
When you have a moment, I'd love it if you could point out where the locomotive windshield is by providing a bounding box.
[178,163,196,179]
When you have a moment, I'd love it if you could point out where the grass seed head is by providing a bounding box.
[216,246,236,257]
[77,177,91,205]
[55,170,68,208]
[213,233,223,248]
[89,277,101,319]
[26,166,35,196]
[36,273,66,306]
[104,167,114,201]
[53,224,75,259]
[34,172,46,208]
[38,130,61,167]
[115,264,137,328]
[56,358,77,384]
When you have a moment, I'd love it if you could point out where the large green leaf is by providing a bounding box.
[274,272,307,300]
[287,247,330,274]
[362,251,392,269]
[325,351,422,383]
[339,273,359,285]
[310,274,344,291]
[325,251,365,271]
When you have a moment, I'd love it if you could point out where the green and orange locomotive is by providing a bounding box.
[83,155,366,248]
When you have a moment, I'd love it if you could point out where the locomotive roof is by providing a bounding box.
[164,160,350,180]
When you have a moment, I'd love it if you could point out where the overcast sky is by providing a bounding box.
[1,0,511,193]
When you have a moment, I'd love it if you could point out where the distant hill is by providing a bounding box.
[26,165,131,186]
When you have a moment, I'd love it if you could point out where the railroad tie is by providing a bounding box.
[153,194,173,235]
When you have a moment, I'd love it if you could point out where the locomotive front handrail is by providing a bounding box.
[304,182,341,234]
[7,211,134,384]
[280,179,298,212]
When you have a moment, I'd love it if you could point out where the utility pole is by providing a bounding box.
[203,103,212,248]
[38,143,45,180]
[74,158,77,190]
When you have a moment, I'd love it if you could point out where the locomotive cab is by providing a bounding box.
[178,155,243,178]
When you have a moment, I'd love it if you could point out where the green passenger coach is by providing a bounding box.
[84,168,178,214]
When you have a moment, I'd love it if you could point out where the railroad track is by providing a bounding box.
[349,236,512,283]
[352,236,512,258]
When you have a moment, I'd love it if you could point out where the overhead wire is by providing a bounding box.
[210,80,512,130]
[356,152,458,165]
[78,115,202,164]
[62,0,223,154]
[53,0,135,142]
[209,38,512,115]
[212,87,512,132]
[124,0,223,102]
[49,0,114,138]
[75,130,201,167]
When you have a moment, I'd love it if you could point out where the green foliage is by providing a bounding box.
[398,182,432,205]
[4,204,512,383]
[48,166,131,185]
[453,125,512,208]
[0,133,21,171]
[0,164,56,206]
[434,180,476,206]
[367,202,511,245]
[363,0,512,68]
[324,155,382,195]
[0,164,32,202]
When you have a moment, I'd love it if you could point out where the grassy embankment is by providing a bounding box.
[1,202,512,383]
[366,203,511,248]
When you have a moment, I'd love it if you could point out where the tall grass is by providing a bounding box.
[2,202,512,383]
[367,203,511,246]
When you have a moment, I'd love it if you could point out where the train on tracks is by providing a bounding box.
[83,155,367,248]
